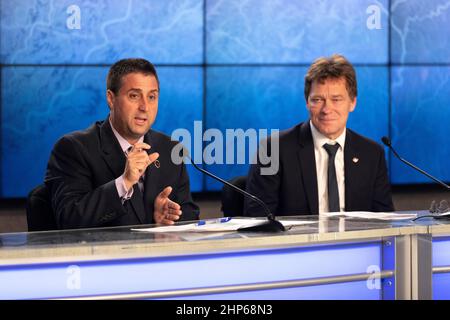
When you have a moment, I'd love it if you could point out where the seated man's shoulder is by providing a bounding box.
[347,129,383,152]
[280,123,303,139]
[266,122,305,147]
[148,129,176,147]
[262,123,302,142]
[148,128,171,140]
[54,122,100,150]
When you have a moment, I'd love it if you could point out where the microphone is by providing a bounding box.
[381,136,450,190]
[180,150,285,232]
[381,136,450,220]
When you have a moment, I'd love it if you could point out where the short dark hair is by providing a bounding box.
[107,58,159,94]
[304,54,357,100]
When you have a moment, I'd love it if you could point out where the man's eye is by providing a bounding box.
[129,93,139,99]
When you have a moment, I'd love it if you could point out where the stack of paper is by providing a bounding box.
[321,211,417,221]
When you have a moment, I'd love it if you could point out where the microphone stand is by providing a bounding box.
[382,137,450,190]
[184,155,285,232]
[381,136,450,220]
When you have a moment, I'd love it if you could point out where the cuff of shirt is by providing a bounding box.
[115,175,133,203]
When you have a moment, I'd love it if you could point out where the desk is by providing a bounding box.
[1,215,433,300]
[411,219,450,300]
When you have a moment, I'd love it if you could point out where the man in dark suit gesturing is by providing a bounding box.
[45,58,199,229]
[244,54,394,216]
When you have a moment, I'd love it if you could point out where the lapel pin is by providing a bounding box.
[154,160,161,168]
[352,157,359,163]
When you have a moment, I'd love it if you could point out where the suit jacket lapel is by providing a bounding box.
[344,130,360,211]
[143,130,161,224]
[297,122,319,214]
[99,119,126,179]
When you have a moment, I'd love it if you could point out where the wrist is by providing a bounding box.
[123,176,134,191]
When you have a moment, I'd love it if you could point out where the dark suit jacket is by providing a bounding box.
[45,119,199,229]
[244,121,394,216]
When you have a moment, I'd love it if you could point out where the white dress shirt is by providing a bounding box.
[309,121,346,214]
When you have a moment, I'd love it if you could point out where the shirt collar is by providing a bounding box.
[109,117,144,153]
[309,120,346,150]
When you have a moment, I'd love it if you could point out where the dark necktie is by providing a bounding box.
[323,143,340,212]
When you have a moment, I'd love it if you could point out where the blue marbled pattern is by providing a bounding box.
[2,0,450,197]
[207,0,389,64]
[0,0,203,64]
[391,0,450,63]
[391,66,450,184]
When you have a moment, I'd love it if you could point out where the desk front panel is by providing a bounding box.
[0,241,387,300]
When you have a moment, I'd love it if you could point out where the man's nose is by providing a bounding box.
[321,99,332,112]
[138,97,149,111]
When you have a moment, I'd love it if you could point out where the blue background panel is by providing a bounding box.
[0,242,382,299]
[1,0,450,195]
[207,0,388,64]
[205,66,389,190]
[1,66,203,197]
[391,0,450,64]
[391,66,450,184]
[431,237,450,300]
[1,66,108,197]
[0,0,203,64]
[433,274,450,300]
[205,66,307,190]
[432,237,450,266]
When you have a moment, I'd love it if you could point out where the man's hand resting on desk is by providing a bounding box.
[154,186,182,225]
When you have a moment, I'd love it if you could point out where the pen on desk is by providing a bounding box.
[197,217,231,226]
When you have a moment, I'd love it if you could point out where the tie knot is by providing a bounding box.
[323,143,340,158]
[124,146,133,156]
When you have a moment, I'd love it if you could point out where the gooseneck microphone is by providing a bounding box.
[183,153,285,232]
[381,136,450,220]
[381,136,450,190]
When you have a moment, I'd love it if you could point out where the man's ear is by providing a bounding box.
[350,97,357,112]
[106,90,115,110]
[305,98,311,112]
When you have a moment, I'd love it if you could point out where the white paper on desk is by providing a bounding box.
[131,219,317,233]
[321,211,417,220]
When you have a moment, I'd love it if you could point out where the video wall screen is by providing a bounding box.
[1,0,449,197]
